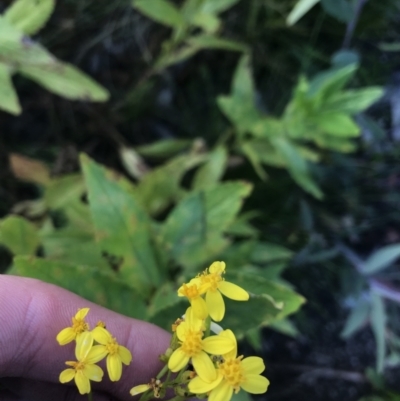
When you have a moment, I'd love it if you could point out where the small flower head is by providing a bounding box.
[177,281,208,319]
[56,308,90,345]
[59,332,104,394]
[91,326,132,381]
[188,330,269,401]
[198,261,249,322]
[168,308,235,382]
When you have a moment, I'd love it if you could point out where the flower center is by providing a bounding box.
[181,330,203,356]
[72,317,89,334]
[219,356,244,393]
[181,284,201,300]
[200,271,222,292]
[106,338,119,355]
[66,361,85,371]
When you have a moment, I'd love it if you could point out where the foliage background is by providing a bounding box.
[2,0,400,400]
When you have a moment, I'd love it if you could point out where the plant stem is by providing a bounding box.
[156,364,169,380]
[88,391,93,401]
[205,315,211,338]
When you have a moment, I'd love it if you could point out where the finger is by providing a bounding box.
[0,275,171,401]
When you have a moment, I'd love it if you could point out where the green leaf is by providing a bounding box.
[4,0,55,35]
[271,138,323,199]
[314,113,360,137]
[0,215,39,255]
[186,35,247,52]
[80,154,162,296]
[0,62,21,115]
[341,298,370,338]
[136,153,205,215]
[19,63,109,102]
[133,0,185,28]
[286,0,320,26]
[363,244,400,275]
[269,319,300,337]
[321,0,353,22]
[148,282,181,317]
[150,299,187,330]
[370,292,386,373]
[154,46,199,70]
[13,256,147,320]
[240,141,268,180]
[324,88,384,114]
[226,272,306,321]
[314,136,357,152]
[201,0,241,14]
[44,174,85,209]
[191,12,220,33]
[136,139,192,159]
[192,146,228,190]
[217,55,260,134]
[251,242,293,263]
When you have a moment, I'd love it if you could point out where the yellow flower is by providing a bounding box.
[188,330,269,401]
[168,307,235,382]
[90,326,132,381]
[178,281,208,319]
[198,261,249,322]
[56,308,90,345]
[59,332,104,394]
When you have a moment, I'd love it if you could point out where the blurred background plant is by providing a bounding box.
[1,0,400,400]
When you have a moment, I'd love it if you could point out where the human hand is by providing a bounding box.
[0,275,170,401]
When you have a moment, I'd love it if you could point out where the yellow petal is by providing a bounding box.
[218,281,249,301]
[209,261,226,274]
[107,354,122,382]
[75,370,91,394]
[130,384,150,396]
[83,363,104,382]
[241,357,265,375]
[192,351,217,382]
[59,368,75,383]
[168,348,189,372]
[241,374,270,394]
[218,330,237,359]
[186,306,204,331]
[202,334,235,355]
[209,381,233,401]
[189,374,223,394]
[118,345,132,365]
[75,331,94,361]
[206,290,225,322]
[91,326,112,344]
[56,327,76,345]
[191,296,208,320]
[75,308,90,320]
[85,345,108,364]
[176,321,189,341]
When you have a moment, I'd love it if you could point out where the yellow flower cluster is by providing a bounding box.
[56,308,132,394]
[131,261,269,401]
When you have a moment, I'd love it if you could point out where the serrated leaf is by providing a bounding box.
[81,154,162,296]
[324,88,383,114]
[341,298,370,338]
[187,35,247,52]
[4,0,55,35]
[0,215,39,255]
[226,272,306,321]
[193,146,228,190]
[133,0,185,28]
[0,62,20,114]
[363,244,400,275]
[314,113,360,137]
[19,63,109,102]
[370,292,386,373]
[13,256,147,319]
[201,0,241,14]
[287,0,320,26]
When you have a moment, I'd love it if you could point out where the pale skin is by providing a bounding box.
[0,276,171,401]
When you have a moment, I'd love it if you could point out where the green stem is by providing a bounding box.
[88,391,93,401]
[156,364,169,380]
[205,315,211,338]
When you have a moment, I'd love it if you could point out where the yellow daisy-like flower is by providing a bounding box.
[90,326,132,381]
[188,330,269,401]
[168,307,235,382]
[198,261,249,322]
[56,308,90,345]
[59,331,104,394]
[178,281,208,319]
